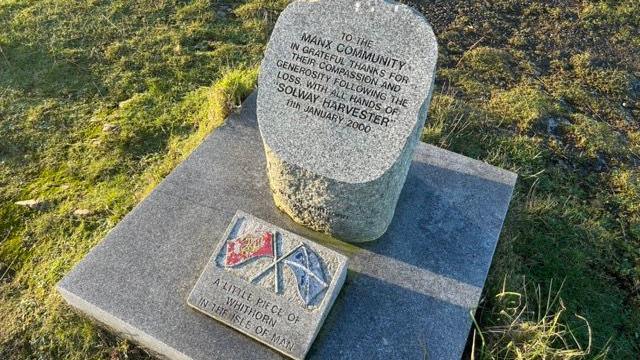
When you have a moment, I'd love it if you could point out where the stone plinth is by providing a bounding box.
[57,93,516,360]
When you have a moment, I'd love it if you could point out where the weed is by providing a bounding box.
[471,278,606,359]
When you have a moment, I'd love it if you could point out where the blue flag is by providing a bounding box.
[284,245,328,306]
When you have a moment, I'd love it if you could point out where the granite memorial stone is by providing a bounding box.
[257,0,438,242]
[188,211,347,360]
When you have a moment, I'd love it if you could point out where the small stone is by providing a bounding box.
[595,153,608,171]
[102,123,120,133]
[188,211,347,360]
[193,41,208,51]
[545,117,570,136]
[546,117,559,134]
[631,79,640,94]
[557,159,571,170]
[73,209,93,217]
[14,199,46,210]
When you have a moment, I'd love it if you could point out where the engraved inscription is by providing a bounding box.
[195,279,300,352]
[274,31,413,137]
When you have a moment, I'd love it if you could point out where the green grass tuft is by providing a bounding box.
[568,113,626,159]
[488,85,560,131]
[443,47,517,96]
[472,279,606,359]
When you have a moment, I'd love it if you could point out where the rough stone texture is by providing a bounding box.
[257,0,438,242]
[264,142,413,242]
[187,211,347,359]
[57,93,516,360]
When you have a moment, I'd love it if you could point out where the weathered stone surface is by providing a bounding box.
[73,208,93,217]
[257,0,438,242]
[57,93,516,360]
[188,211,347,359]
[14,199,47,210]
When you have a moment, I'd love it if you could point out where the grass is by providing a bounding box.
[414,0,640,357]
[1,0,639,359]
[471,279,602,359]
[0,0,265,358]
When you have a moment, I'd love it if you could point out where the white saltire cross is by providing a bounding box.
[250,231,303,293]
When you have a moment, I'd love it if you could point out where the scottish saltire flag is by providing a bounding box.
[224,231,274,267]
[284,245,328,306]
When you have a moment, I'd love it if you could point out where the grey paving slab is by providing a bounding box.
[58,92,516,360]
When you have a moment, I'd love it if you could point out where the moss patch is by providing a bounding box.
[488,85,560,131]
[441,47,518,97]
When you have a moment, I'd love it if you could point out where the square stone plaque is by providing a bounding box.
[187,211,347,360]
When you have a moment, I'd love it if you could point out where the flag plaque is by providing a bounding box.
[187,211,348,359]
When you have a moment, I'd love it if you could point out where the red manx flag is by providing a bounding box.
[224,231,274,267]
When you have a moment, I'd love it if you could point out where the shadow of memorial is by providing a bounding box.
[309,158,514,359]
